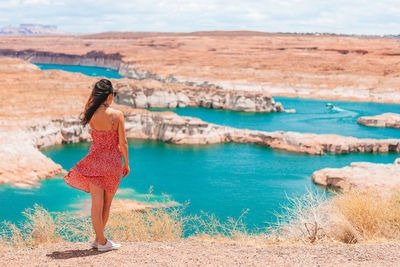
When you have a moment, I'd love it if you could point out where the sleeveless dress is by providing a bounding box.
[63,113,123,194]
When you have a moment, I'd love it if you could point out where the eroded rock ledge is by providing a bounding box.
[114,80,285,112]
[40,109,400,155]
[311,158,400,192]
[0,49,122,70]
[357,113,400,129]
[3,108,399,188]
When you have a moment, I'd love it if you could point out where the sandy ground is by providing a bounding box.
[2,239,400,267]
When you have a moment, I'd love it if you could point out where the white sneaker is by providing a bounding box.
[97,239,121,252]
[90,240,98,249]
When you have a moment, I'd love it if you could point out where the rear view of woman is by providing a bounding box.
[63,79,130,252]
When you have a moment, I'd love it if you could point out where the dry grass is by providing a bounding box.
[2,187,400,248]
[332,189,400,241]
[273,188,400,244]
[106,189,190,241]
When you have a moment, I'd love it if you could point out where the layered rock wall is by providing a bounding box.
[2,109,400,188]
[114,81,284,112]
[0,49,122,70]
[43,110,400,155]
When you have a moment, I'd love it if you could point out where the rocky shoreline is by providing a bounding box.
[2,107,400,188]
[357,113,400,129]
[40,108,400,155]
[311,158,400,192]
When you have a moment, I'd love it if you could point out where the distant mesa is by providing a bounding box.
[0,24,69,36]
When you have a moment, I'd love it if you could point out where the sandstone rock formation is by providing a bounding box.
[1,57,399,189]
[0,49,286,112]
[311,158,400,192]
[357,113,400,129]
[114,80,284,112]
[65,111,400,154]
[0,31,399,103]
[0,49,122,70]
[4,107,400,188]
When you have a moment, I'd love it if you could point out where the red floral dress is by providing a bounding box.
[63,113,123,194]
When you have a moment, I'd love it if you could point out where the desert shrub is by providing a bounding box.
[333,188,400,241]
[106,191,190,241]
[2,187,400,248]
[274,188,400,244]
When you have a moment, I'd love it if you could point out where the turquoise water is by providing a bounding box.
[35,64,123,79]
[151,98,400,139]
[1,140,398,230]
[2,64,398,231]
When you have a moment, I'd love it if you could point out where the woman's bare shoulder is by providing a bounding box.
[110,108,124,120]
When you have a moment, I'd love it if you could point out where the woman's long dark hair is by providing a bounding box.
[80,79,114,126]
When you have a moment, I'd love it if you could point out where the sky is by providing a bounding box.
[0,0,399,35]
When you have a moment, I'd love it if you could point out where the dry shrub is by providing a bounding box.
[0,221,26,248]
[3,187,400,248]
[333,188,400,241]
[0,204,64,248]
[272,191,333,244]
[186,208,281,246]
[106,191,190,241]
[274,188,400,244]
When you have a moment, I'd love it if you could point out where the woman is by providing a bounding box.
[63,79,130,252]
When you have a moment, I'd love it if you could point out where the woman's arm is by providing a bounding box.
[116,111,130,178]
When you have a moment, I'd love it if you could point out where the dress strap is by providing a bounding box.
[89,120,96,131]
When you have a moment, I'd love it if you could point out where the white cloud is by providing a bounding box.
[0,0,398,34]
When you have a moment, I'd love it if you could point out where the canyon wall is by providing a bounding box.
[0,49,122,70]
[0,49,286,112]
[114,80,285,112]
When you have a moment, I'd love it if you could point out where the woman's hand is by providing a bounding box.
[122,162,130,178]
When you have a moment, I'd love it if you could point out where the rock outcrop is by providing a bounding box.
[357,113,400,129]
[4,108,400,188]
[49,110,400,155]
[0,127,65,188]
[0,49,122,70]
[311,158,400,192]
[114,80,285,112]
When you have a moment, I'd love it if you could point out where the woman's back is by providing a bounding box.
[89,107,118,132]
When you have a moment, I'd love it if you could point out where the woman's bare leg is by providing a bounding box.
[89,182,107,245]
[102,190,116,229]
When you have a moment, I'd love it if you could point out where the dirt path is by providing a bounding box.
[2,239,400,266]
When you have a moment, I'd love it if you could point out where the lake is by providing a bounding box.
[1,63,397,230]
